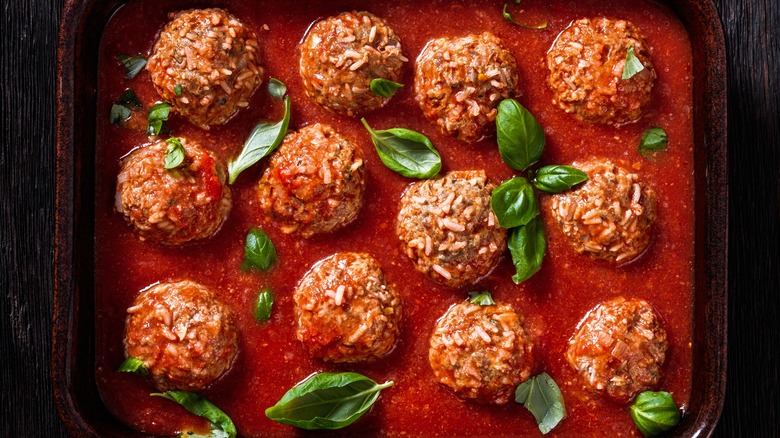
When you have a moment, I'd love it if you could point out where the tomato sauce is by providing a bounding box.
[94,0,694,436]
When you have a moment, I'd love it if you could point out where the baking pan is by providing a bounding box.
[53,0,727,436]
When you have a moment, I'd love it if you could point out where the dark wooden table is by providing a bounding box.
[2,0,778,436]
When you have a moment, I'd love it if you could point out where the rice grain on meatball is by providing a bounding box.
[429,301,533,404]
[116,138,232,245]
[547,17,656,125]
[396,170,506,288]
[566,297,667,403]
[415,33,519,142]
[293,252,402,363]
[258,123,365,237]
[124,281,238,391]
[147,8,264,129]
[299,11,406,116]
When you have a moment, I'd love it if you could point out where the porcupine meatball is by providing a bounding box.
[147,8,264,129]
[258,123,366,237]
[293,252,402,363]
[566,297,667,403]
[550,159,656,264]
[299,11,406,116]
[414,33,519,142]
[116,138,232,245]
[547,17,656,125]
[396,170,506,288]
[124,281,238,391]
[429,301,533,404]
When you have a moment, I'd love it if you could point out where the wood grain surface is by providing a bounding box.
[1,0,777,436]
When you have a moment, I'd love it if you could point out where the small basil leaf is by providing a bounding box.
[228,96,291,184]
[508,216,546,284]
[622,45,645,80]
[110,104,132,125]
[164,137,186,170]
[116,54,147,80]
[118,88,142,108]
[502,3,548,29]
[254,288,274,323]
[265,372,393,430]
[147,102,171,136]
[515,373,566,435]
[242,227,277,271]
[639,128,668,157]
[174,84,183,97]
[151,391,236,438]
[117,357,148,376]
[629,391,682,437]
[532,165,588,194]
[369,78,404,98]
[268,78,287,100]
[361,118,441,179]
[496,99,545,171]
[468,291,496,306]
[491,177,538,228]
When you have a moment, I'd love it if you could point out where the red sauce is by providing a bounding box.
[94,0,694,436]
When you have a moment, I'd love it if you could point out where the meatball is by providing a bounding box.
[116,138,232,245]
[566,297,667,403]
[147,8,264,129]
[547,18,656,125]
[299,11,406,116]
[396,170,506,288]
[124,281,238,391]
[258,123,366,237]
[293,252,402,363]
[429,301,533,404]
[414,33,519,142]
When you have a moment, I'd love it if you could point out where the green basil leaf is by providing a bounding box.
[639,128,668,157]
[532,165,588,194]
[228,96,291,184]
[629,391,681,437]
[110,104,132,125]
[622,45,645,80]
[164,137,186,170]
[265,372,393,430]
[515,372,566,435]
[242,227,277,272]
[369,78,404,98]
[267,78,287,100]
[508,216,546,284]
[502,3,548,29]
[361,118,441,179]
[496,99,545,171]
[491,177,538,228]
[118,88,142,108]
[468,291,496,306]
[151,391,236,438]
[116,54,147,80]
[117,357,148,375]
[254,288,274,323]
[174,84,183,97]
[147,102,171,136]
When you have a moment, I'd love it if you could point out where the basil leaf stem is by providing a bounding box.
[265,372,393,430]
[116,54,147,80]
[629,391,681,437]
[361,118,441,179]
[164,137,186,170]
[622,46,645,80]
[639,128,668,157]
[468,291,496,306]
[147,102,171,136]
[508,216,546,284]
[532,165,588,193]
[515,373,566,434]
[267,78,287,100]
[502,3,548,29]
[242,227,277,272]
[496,99,545,171]
[254,288,274,323]
[117,357,148,375]
[369,78,404,98]
[151,391,237,438]
[491,177,539,228]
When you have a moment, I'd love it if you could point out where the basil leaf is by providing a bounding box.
[164,137,186,170]
[147,102,171,136]
[361,118,441,179]
[116,54,147,80]
[629,391,681,437]
[508,216,546,284]
[532,165,588,194]
[267,78,287,100]
[622,45,645,80]
[639,128,668,157]
[118,88,141,108]
[174,84,183,97]
[369,78,404,98]
[265,372,393,430]
[110,104,132,125]
[502,3,548,29]
[117,357,148,376]
[151,391,236,438]
[515,373,566,435]
[491,177,538,228]
[496,99,545,171]
[468,291,496,306]
[242,227,277,272]
[228,95,291,184]
[254,288,274,323]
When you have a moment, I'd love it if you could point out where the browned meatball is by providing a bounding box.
[124,281,238,391]
[147,8,264,129]
[258,123,366,237]
[299,11,406,116]
[414,33,519,142]
[396,170,506,288]
[116,138,232,245]
[293,252,402,363]
[429,301,533,404]
[547,18,656,125]
[566,297,667,403]
[549,159,656,264]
